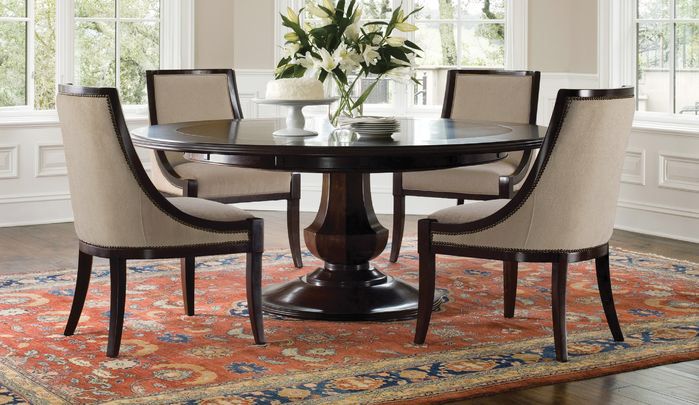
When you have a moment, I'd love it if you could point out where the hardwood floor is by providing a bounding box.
[0,211,697,404]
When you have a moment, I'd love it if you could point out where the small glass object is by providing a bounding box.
[330,127,358,145]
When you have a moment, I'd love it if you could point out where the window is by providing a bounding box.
[0,0,192,115]
[636,0,699,114]
[602,0,699,126]
[278,0,525,114]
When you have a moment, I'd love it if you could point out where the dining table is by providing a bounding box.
[131,117,546,322]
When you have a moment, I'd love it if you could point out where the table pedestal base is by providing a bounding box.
[262,172,441,321]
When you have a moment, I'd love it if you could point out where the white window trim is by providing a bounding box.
[273,0,527,117]
[599,0,699,134]
[0,0,194,126]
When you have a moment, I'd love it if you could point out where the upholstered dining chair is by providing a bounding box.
[414,87,635,362]
[56,85,265,357]
[391,69,541,262]
[146,69,303,268]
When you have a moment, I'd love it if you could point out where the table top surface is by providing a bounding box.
[131,117,547,172]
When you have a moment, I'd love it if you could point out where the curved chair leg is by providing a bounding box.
[390,194,406,263]
[288,174,303,268]
[595,253,624,341]
[246,251,265,345]
[107,258,127,358]
[414,250,436,344]
[503,261,518,318]
[64,250,93,336]
[181,257,195,316]
[551,259,569,362]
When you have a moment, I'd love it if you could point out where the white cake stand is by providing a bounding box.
[252,98,337,137]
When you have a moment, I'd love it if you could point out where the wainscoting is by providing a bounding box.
[0,70,697,243]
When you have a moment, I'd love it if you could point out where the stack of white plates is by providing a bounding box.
[339,116,400,138]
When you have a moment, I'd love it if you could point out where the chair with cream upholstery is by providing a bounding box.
[57,85,265,357]
[146,69,303,268]
[391,69,541,262]
[414,88,635,362]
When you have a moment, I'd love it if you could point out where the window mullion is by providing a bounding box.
[27,0,35,108]
[669,0,676,113]
[115,0,121,92]
[56,0,74,86]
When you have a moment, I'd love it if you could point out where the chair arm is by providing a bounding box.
[154,150,199,197]
[498,149,534,198]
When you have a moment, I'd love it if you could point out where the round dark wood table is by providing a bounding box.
[132,117,545,321]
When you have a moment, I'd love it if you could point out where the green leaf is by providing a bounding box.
[276,56,291,68]
[352,78,380,108]
[386,47,410,63]
[318,69,329,82]
[404,40,423,51]
[334,68,347,85]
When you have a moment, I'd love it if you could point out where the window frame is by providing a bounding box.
[600,0,699,132]
[273,0,527,117]
[0,0,194,124]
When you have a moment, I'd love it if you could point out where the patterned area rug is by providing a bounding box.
[0,242,697,404]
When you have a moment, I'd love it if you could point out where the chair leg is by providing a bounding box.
[390,194,406,263]
[287,197,303,268]
[246,252,265,345]
[181,257,195,316]
[64,250,93,336]
[457,198,464,205]
[107,257,127,358]
[414,249,436,345]
[551,259,568,362]
[596,253,624,342]
[503,261,518,318]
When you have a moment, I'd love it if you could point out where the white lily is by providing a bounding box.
[316,48,339,72]
[307,3,331,18]
[352,6,363,23]
[322,0,336,13]
[384,67,413,83]
[286,7,299,24]
[284,31,299,42]
[298,52,317,70]
[344,22,360,41]
[394,22,418,32]
[361,45,381,66]
[282,42,301,59]
[385,36,406,47]
[334,43,362,73]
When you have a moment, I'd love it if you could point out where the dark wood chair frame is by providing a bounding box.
[414,88,633,362]
[59,85,265,357]
[146,69,303,268]
[390,69,541,262]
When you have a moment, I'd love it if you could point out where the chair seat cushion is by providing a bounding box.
[402,159,520,196]
[168,197,253,222]
[429,199,509,224]
[172,163,292,199]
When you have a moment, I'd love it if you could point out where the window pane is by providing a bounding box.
[75,21,116,87]
[359,0,392,19]
[120,0,159,19]
[460,0,505,20]
[637,23,671,113]
[415,22,456,65]
[413,68,448,106]
[675,23,699,114]
[120,21,159,105]
[676,0,699,18]
[459,22,504,67]
[0,0,25,17]
[414,0,444,20]
[638,0,671,19]
[34,0,56,110]
[0,21,26,107]
[75,0,115,18]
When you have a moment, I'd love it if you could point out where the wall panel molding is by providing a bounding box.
[621,149,646,186]
[35,144,68,177]
[658,152,699,193]
[0,145,19,179]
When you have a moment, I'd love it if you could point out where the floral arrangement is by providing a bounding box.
[275,0,422,124]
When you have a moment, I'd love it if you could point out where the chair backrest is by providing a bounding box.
[441,69,540,165]
[56,85,235,248]
[434,88,636,251]
[147,69,244,168]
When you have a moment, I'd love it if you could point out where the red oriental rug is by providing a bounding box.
[0,242,697,404]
